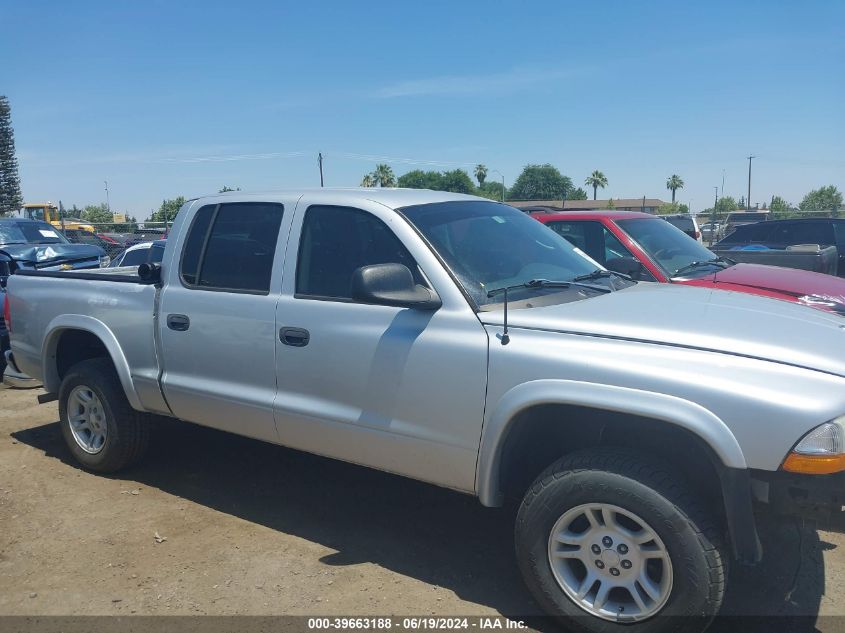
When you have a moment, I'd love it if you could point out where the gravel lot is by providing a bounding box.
[2,384,845,631]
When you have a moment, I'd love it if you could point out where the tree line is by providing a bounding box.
[2,92,840,221]
[700,185,843,218]
[359,163,692,207]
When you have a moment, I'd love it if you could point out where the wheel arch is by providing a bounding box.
[42,315,143,410]
[477,380,760,564]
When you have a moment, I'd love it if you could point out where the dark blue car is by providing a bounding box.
[1,218,107,376]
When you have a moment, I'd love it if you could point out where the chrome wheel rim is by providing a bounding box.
[548,503,673,621]
[67,385,108,454]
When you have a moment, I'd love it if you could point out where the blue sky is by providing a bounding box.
[3,0,844,218]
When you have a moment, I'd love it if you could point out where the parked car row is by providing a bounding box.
[0,217,111,383]
[109,239,166,268]
[715,217,845,277]
[535,211,845,315]
[5,188,845,633]
[62,227,169,258]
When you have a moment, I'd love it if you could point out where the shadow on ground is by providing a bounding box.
[12,419,836,631]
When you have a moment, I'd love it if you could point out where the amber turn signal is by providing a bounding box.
[782,452,845,475]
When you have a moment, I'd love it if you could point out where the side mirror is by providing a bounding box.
[351,263,441,310]
[605,256,644,279]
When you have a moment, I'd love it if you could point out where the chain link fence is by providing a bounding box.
[55,221,170,259]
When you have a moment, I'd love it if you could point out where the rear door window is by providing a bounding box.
[180,202,284,293]
[546,220,630,265]
[180,205,215,285]
[546,221,595,256]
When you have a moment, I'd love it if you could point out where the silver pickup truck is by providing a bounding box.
[6,189,845,632]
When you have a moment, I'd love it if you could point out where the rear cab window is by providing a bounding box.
[721,222,774,244]
[768,221,834,247]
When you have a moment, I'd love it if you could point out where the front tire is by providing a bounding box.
[58,358,150,472]
[515,448,725,633]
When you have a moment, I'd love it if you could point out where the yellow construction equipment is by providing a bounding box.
[19,203,96,233]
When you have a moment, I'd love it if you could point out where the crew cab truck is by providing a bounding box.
[7,189,845,633]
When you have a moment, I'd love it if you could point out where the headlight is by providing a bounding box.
[782,416,845,474]
[99,255,110,268]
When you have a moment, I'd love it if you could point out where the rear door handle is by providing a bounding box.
[280,327,309,347]
[167,314,190,331]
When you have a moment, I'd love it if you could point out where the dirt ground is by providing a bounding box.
[2,383,845,631]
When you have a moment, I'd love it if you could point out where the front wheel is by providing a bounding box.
[515,448,725,633]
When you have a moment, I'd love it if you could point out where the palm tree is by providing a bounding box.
[666,174,684,202]
[474,164,488,186]
[373,164,396,187]
[584,170,608,200]
[360,173,376,187]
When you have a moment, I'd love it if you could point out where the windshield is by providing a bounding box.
[617,217,720,278]
[400,200,608,307]
[24,207,47,221]
[0,221,69,246]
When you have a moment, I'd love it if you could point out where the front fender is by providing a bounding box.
[42,314,143,410]
[476,379,747,506]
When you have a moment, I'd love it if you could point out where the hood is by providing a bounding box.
[709,263,845,302]
[479,283,845,378]
[0,243,104,267]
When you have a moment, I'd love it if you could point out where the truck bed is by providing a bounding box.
[710,244,838,276]
[6,269,168,415]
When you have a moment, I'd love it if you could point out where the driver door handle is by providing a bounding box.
[280,327,310,347]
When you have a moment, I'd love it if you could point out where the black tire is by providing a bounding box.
[516,448,725,633]
[58,357,150,472]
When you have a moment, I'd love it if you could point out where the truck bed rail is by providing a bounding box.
[12,268,158,284]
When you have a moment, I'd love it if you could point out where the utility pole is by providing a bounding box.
[710,187,719,246]
[104,180,110,213]
[746,155,755,212]
[318,152,324,187]
[721,169,726,196]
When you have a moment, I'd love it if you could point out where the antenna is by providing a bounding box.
[318,153,324,187]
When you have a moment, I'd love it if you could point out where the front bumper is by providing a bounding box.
[2,350,41,389]
[751,468,845,520]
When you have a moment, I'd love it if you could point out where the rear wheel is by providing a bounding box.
[515,448,725,633]
[58,358,150,472]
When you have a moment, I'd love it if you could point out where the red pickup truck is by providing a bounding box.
[533,210,845,315]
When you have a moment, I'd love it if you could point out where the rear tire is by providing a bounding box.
[58,358,150,472]
[515,448,725,633]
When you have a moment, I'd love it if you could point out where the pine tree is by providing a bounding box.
[0,96,23,215]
